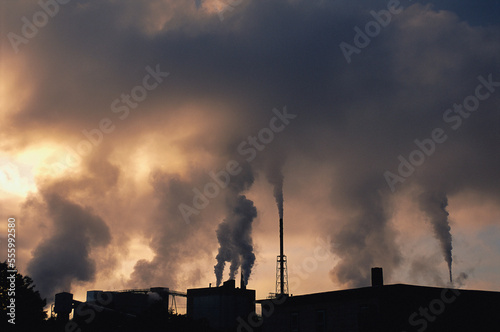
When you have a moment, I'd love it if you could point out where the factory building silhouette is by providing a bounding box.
[257,268,500,332]
[52,212,500,331]
[52,267,500,331]
[188,278,255,332]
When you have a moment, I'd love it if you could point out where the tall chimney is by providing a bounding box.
[275,217,289,295]
[371,267,383,287]
[241,270,246,289]
[280,218,284,295]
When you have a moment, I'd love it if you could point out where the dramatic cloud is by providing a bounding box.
[1,0,500,301]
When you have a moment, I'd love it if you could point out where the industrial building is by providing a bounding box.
[52,209,500,331]
[54,287,184,317]
[52,210,500,331]
[53,268,500,332]
[187,279,256,332]
[84,287,178,315]
[258,268,500,332]
[53,281,256,331]
[53,287,189,331]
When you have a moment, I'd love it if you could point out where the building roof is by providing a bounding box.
[260,283,498,303]
[187,279,256,297]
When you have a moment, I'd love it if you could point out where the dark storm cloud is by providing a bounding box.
[3,0,500,290]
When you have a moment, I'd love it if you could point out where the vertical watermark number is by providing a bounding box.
[6,217,17,325]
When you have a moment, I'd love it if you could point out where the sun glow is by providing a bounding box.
[0,146,67,198]
[0,56,35,121]
[0,158,36,198]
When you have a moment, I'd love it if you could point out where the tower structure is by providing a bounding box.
[275,218,289,295]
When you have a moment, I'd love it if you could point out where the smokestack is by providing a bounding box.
[280,218,284,295]
[241,270,246,289]
[371,267,383,287]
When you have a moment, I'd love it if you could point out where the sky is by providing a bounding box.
[1,0,500,306]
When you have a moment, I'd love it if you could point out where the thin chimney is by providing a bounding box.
[241,270,246,289]
[280,218,284,294]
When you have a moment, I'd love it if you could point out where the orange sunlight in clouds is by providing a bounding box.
[0,151,44,198]
[2,1,500,319]
[449,191,500,229]
[0,57,34,122]
[111,137,189,182]
[118,237,156,284]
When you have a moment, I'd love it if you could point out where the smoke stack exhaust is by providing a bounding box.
[371,267,383,287]
[418,192,453,285]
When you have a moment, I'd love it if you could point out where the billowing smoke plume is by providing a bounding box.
[329,178,401,287]
[214,167,257,287]
[214,196,257,286]
[418,192,453,283]
[266,157,285,219]
[127,169,223,289]
[27,193,111,299]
